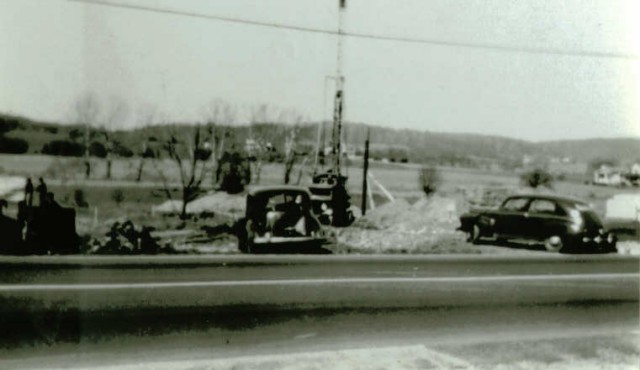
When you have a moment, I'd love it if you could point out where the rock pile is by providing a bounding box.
[85,220,167,254]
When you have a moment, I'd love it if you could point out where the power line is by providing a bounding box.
[68,0,638,60]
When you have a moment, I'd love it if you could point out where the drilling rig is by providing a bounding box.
[308,0,354,227]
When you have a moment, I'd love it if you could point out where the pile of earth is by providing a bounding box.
[337,195,472,254]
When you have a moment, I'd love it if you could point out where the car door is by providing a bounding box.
[492,197,531,238]
[524,199,565,241]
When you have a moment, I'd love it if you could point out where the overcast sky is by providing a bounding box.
[1,0,638,141]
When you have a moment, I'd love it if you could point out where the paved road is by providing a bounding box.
[0,254,638,368]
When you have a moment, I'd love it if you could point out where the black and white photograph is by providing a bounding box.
[0,0,639,368]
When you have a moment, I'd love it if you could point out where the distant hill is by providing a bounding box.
[538,139,640,164]
[2,113,638,167]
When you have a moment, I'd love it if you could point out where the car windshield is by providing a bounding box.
[262,193,305,211]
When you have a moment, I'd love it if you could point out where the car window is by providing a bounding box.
[266,194,286,210]
[501,198,529,211]
[529,199,558,215]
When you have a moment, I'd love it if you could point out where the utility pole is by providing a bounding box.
[84,120,90,179]
[331,0,346,176]
[361,128,370,215]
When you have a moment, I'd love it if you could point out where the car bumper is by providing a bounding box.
[253,236,329,245]
[569,231,617,251]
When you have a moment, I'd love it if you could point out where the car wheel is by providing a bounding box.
[469,224,482,244]
[236,222,248,253]
[244,220,255,254]
[544,235,565,253]
[237,220,256,254]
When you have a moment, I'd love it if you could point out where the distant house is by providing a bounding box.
[244,139,273,158]
[631,163,640,176]
[593,165,627,186]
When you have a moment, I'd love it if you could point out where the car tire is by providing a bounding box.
[544,235,565,253]
[469,224,482,245]
[244,220,255,254]
[236,221,248,253]
[237,220,255,254]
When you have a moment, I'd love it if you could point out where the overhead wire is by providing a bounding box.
[68,0,638,60]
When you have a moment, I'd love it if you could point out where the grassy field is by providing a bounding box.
[2,153,637,208]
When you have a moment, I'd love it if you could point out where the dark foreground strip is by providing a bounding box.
[0,300,637,350]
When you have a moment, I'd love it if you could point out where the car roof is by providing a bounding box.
[248,185,311,197]
[505,193,588,207]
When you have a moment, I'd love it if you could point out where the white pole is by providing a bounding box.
[368,172,395,202]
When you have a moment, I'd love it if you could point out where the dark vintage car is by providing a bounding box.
[458,194,617,253]
[235,186,333,253]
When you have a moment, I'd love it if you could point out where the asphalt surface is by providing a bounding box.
[0,254,638,368]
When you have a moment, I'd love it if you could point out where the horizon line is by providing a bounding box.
[2,111,639,144]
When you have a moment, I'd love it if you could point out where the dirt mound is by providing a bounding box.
[340,196,471,254]
[354,198,411,230]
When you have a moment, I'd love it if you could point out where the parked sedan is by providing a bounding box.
[458,194,617,253]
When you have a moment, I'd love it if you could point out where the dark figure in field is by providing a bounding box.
[24,178,34,207]
[36,177,47,207]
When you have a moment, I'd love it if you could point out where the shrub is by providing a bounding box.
[419,166,441,196]
[141,147,156,158]
[111,189,125,205]
[521,168,554,189]
[218,151,251,194]
[0,118,19,134]
[0,136,29,154]
[194,147,212,161]
[74,189,89,208]
[113,142,134,158]
[89,142,107,158]
[42,140,83,157]
[68,129,84,141]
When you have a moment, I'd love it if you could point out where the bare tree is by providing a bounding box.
[101,97,129,180]
[246,104,307,184]
[163,125,211,219]
[74,93,100,179]
[282,110,304,184]
[247,103,284,184]
[203,99,237,185]
[135,104,157,182]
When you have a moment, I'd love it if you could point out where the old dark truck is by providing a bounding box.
[459,194,617,253]
[235,186,334,253]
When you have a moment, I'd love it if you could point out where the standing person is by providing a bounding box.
[24,178,34,207]
[36,178,47,207]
